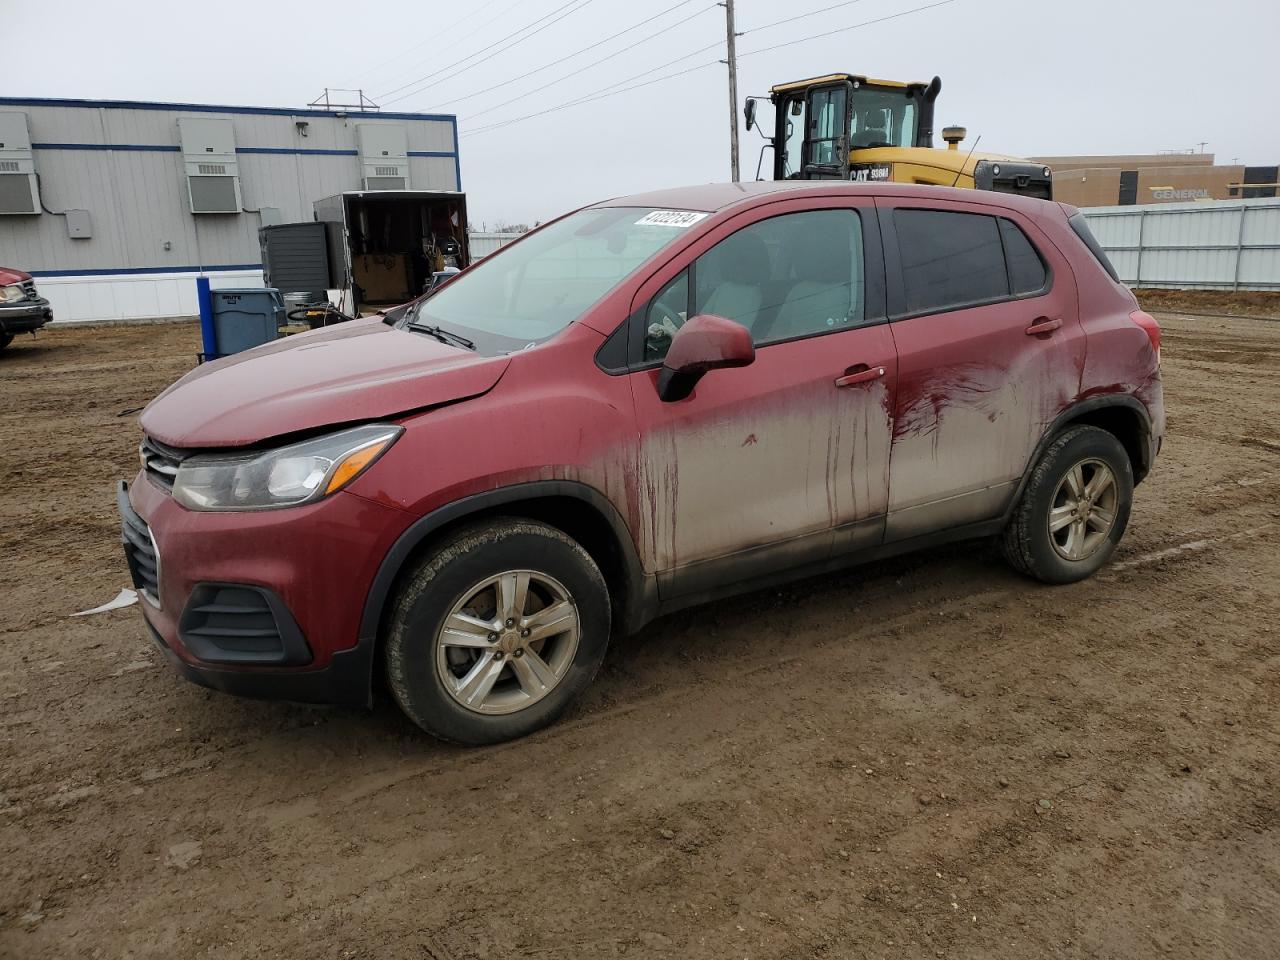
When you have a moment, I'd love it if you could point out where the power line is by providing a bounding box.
[379,0,600,105]
[463,61,721,137]
[737,0,958,59]
[348,0,516,86]
[451,3,717,122]
[743,0,870,34]
[426,0,709,112]
[405,0,894,124]
[460,0,961,138]
[380,0,596,102]
[462,38,724,125]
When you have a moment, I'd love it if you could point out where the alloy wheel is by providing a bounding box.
[1048,458,1119,561]
[434,570,580,716]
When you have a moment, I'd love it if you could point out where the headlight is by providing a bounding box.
[171,424,402,511]
[0,284,27,303]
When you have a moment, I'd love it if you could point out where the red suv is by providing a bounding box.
[120,182,1163,744]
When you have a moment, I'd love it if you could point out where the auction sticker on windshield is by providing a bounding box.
[635,210,709,228]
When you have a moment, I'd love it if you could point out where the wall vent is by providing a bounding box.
[357,123,410,191]
[188,176,240,214]
[178,117,241,214]
[0,112,41,215]
[362,176,408,191]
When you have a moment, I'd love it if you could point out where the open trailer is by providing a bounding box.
[263,190,470,317]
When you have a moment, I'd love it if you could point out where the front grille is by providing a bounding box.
[21,280,37,301]
[179,584,311,665]
[118,488,161,607]
[139,436,187,492]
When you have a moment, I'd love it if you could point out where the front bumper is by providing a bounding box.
[0,298,53,334]
[142,617,377,706]
[117,473,413,707]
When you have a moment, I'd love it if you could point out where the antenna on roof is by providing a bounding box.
[307,89,380,112]
[950,135,982,188]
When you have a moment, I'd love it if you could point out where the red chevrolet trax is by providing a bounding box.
[120,182,1164,744]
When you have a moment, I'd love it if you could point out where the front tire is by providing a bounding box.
[385,519,611,744]
[1002,425,1134,584]
[0,334,13,353]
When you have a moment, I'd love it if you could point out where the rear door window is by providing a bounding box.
[894,209,1009,315]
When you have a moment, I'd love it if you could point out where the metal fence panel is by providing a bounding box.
[468,232,524,259]
[1080,197,1280,290]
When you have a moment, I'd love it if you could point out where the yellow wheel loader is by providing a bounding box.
[746,74,1052,198]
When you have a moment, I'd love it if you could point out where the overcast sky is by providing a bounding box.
[4,0,1276,225]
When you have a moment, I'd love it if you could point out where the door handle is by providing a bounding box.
[835,365,886,388]
[1025,317,1062,336]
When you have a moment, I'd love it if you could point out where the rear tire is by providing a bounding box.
[385,519,611,745]
[1002,425,1133,584]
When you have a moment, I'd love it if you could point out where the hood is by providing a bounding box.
[140,317,511,448]
[0,267,33,285]
[854,146,1028,177]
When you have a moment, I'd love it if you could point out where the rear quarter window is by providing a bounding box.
[998,218,1049,296]
[1068,213,1122,283]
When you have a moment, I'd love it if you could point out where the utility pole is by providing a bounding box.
[722,0,740,182]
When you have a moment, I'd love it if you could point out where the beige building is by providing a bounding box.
[1030,153,1278,207]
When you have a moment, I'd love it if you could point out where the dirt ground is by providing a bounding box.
[1135,288,1280,320]
[1,312,1278,960]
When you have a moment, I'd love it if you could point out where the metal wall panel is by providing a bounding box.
[37,269,264,322]
[1081,197,1280,290]
[468,232,524,259]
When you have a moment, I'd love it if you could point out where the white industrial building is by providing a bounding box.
[0,96,461,321]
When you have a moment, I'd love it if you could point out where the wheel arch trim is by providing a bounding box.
[1007,394,1153,521]
[357,480,654,662]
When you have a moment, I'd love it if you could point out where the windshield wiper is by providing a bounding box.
[406,321,476,350]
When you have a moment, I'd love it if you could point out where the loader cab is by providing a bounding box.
[761,74,940,180]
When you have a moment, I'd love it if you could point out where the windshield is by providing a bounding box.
[850,87,918,149]
[407,207,705,353]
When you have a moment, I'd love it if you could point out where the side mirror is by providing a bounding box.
[657,314,755,402]
[744,98,757,132]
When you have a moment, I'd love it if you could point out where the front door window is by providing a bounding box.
[643,209,868,363]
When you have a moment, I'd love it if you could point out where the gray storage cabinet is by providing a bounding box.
[259,221,332,298]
